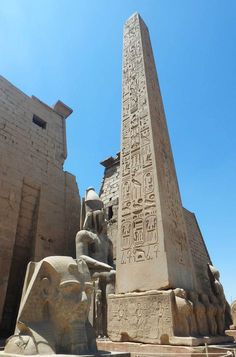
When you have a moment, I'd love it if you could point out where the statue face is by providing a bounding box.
[46,261,93,325]
[6,257,94,355]
[53,281,93,322]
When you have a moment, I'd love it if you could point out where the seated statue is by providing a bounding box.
[173,288,197,337]
[188,291,209,336]
[231,300,236,329]
[200,293,217,336]
[75,187,115,337]
[4,256,96,355]
[230,300,236,330]
[208,264,232,333]
[76,187,114,272]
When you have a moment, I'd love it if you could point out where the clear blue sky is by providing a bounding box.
[0,0,235,302]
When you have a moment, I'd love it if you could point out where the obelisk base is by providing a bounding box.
[108,291,233,346]
[97,340,236,357]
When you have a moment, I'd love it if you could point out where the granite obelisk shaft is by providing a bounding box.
[116,13,194,293]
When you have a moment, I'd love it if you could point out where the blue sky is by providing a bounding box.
[0,0,235,302]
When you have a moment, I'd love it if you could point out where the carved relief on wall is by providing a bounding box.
[108,292,173,343]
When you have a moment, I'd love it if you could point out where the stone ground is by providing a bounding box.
[1,337,236,356]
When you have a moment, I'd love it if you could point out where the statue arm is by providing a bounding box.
[76,230,112,272]
[79,255,113,272]
[75,230,95,259]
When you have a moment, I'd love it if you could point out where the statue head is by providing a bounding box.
[5,256,95,355]
[18,256,92,325]
[231,300,236,313]
[231,300,236,326]
[85,187,103,212]
[174,288,187,299]
[208,264,220,280]
[83,187,106,234]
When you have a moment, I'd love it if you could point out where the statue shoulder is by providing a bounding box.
[76,229,97,243]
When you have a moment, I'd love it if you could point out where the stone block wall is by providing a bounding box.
[0,76,80,336]
[99,154,120,263]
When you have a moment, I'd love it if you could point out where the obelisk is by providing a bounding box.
[116,13,194,293]
[107,13,233,346]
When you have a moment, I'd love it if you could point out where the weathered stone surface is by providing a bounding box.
[108,291,174,344]
[0,76,80,336]
[116,13,194,294]
[4,256,96,355]
[108,290,233,346]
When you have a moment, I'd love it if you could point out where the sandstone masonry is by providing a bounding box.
[0,76,80,336]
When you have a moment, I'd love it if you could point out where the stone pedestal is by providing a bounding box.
[108,291,174,344]
[108,291,233,346]
[97,340,236,357]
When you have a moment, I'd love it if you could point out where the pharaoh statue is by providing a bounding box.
[208,264,232,333]
[188,291,209,336]
[200,293,217,336]
[230,300,236,329]
[76,187,114,271]
[4,256,96,355]
[173,288,197,337]
[75,187,115,337]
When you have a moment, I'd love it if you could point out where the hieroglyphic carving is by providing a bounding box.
[121,219,132,249]
[120,13,158,265]
[120,244,159,264]
[108,292,174,343]
[122,155,130,176]
[145,209,158,244]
